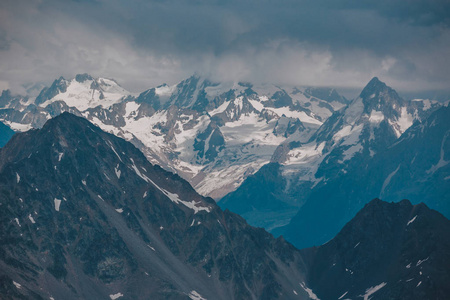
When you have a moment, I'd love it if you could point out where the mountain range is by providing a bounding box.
[0,74,349,200]
[221,78,449,248]
[1,113,449,299]
[0,74,447,250]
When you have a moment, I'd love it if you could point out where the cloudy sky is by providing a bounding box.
[1,0,449,98]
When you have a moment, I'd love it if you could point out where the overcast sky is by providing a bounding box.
[1,0,449,98]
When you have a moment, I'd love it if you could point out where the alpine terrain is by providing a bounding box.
[0,112,311,300]
[0,75,446,249]
[1,113,449,299]
[0,74,349,200]
[221,78,449,247]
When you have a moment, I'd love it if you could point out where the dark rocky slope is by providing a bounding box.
[302,198,450,300]
[0,113,309,300]
[0,121,14,147]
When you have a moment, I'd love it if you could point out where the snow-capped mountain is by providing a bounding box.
[0,73,349,199]
[0,113,311,299]
[221,77,445,238]
[35,74,132,110]
[279,104,450,248]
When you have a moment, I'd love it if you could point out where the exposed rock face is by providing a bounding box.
[0,74,349,200]
[0,75,444,249]
[0,121,14,147]
[281,105,450,248]
[302,199,450,300]
[222,77,447,246]
[0,113,310,300]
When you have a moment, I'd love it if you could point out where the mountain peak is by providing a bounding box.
[368,76,383,85]
[359,76,405,115]
[362,198,416,214]
[44,111,89,130]
[360,77,388,98]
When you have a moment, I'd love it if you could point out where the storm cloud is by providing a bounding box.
[1,0,449,97]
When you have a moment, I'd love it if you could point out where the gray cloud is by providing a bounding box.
[0,0,449,97]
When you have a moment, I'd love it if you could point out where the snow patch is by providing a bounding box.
[147,178,211,214]
[338,291,348,299]
[109,293,123,300]
[299,282,320,300]
[28,214,36,224]
[14,218,21,227]
[369,110,385,123]
[147,244,155,251]
[342,143,363,161]
[390,107,413,138]
[416,257,429,266]
[361,282,387,300]
[407,215,417,226]
[209,100,230,116]
[54,198,62,211]
[58,152,63,161]
[13,281,21,289]
[130,159,151,183]
[0,120,33,131]
[115,164,121,179]
[188,290,206,300]
[16,173,20,183]
[426,133,449,174]
[115,208,123,213]
[416,281,422,287]
[108,141,123,162]
[380,165,400,196]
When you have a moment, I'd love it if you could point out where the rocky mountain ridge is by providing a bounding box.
[1,113,449,300]
[302,198,450,300]
[0,112,310,299]
[0,74,351,199]
[220,78,445,232]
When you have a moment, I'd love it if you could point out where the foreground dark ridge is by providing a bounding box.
[1,113,449,299]
[302,198,450,300]
[0,112,308,300]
